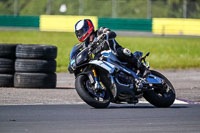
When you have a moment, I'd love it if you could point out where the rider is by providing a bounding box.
[74,19,149,77]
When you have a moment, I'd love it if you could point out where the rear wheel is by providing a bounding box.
[75,75,111,108]
[143,70,176,107]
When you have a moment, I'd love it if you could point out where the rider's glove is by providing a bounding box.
[98,27,110,34]
[97,33,109,41]
[103,28,110,34]
[123,48,132,57]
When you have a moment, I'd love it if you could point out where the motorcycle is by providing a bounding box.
[68,34,176,108]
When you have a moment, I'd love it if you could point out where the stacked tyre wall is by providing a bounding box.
[0,44,16,87]
[0,44,57,88]
[14,44,57,88]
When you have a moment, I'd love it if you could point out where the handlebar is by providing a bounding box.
[89,33,109,54]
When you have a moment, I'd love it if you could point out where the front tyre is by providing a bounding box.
[75,75,111,108]
[144,70,176,107]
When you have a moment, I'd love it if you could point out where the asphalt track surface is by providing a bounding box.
[0,103,200,133]
[0,70,199,133]
[0,29,199,132]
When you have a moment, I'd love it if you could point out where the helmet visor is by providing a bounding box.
[75,23,90,40]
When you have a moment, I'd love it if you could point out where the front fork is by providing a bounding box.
[91,68,105,91]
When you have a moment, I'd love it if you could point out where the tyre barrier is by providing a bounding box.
[0,58,15,74]
[14,73,56,88]
[15,59,56,73]
[16,44,57,60]
[0,44,17,87]
[14,44,57,88]
[0,44,17,59]
[0,74,14,87]
[0,44,57,88]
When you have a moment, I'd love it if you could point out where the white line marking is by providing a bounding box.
[139,99,188,104]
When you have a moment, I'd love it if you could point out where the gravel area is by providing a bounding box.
[0,69,200,105]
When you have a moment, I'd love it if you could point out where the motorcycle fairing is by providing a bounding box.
[101,50,138,79]
[88,59,135,99]
[145,74,163,84]
[89,60,115,74]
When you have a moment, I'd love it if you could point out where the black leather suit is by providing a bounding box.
[83,27,139,69]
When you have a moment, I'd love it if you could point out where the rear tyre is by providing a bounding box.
[75,75,111,108]
[143,70,176,107]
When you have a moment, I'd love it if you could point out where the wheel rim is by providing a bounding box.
[83,78,110,103]
[153,80,175,99]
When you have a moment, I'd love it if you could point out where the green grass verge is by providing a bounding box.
[0,30,200,72]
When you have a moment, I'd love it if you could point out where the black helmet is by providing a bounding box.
[75,19,94,42]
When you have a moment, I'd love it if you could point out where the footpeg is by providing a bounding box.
[135,79,143,90]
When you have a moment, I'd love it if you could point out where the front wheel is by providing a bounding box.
[144,70,176,107]
[75,75,111,108]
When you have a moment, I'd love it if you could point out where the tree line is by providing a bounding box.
[0,0,199,18]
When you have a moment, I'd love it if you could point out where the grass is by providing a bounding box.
[0,30,200,72]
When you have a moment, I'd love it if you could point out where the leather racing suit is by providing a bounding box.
[82,27,141,71]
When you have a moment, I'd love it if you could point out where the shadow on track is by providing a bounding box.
[55,87,75,90]
[105,104,189,109]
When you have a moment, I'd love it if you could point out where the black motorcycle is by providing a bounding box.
[68,35,176,108]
